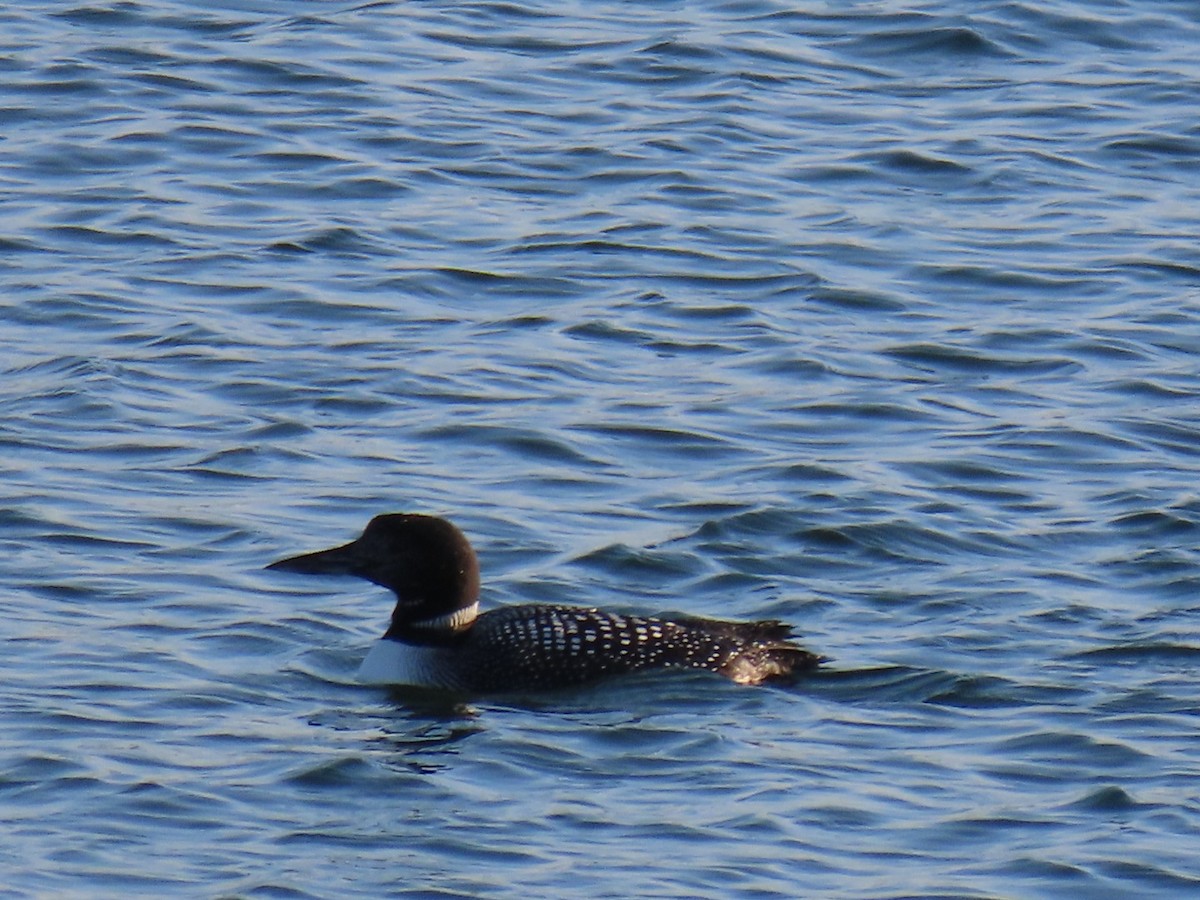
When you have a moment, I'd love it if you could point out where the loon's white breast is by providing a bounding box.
[356,639,444,686]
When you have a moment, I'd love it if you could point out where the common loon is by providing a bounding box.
[267,514,820,692]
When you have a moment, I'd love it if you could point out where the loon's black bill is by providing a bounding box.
[266,541,360,576]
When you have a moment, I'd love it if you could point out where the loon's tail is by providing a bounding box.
[729,642,822,684]
[676,617,822,684]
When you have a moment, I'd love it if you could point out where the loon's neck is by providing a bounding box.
[384,601,479,646]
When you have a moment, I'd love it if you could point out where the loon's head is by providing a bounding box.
[267,514,481,638]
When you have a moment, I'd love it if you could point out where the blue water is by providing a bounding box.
[4,1,1200,896]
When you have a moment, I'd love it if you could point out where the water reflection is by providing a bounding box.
[372,690,484,774]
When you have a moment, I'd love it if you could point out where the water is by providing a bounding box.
[3,0,1200,896]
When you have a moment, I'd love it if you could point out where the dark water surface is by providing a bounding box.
[4,1,1200,896]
